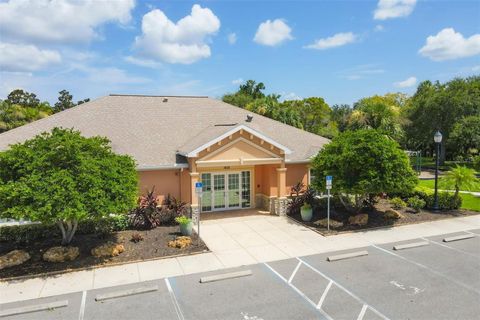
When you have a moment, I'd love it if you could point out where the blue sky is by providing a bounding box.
[0,0,479,105]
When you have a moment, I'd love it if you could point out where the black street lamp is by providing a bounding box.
[433,130,443,211]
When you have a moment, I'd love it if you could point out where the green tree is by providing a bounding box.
[53,89,90,113]
[0,100,52,133]
[330,104,352,133]
[222,80,266,108]
[441,166,478,199]
[6,89,40,107]
[54,89,75,112]
[0,128,138,245]
[222,92,254,109]
[404,76,480,163]
[349,94,407,141]
[239,80,266,99]
[448,115,480,158]
[311,130,418,213]
[245,95,303,128]
[282,97,334,136]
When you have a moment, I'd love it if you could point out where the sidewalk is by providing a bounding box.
[1,214,479,304]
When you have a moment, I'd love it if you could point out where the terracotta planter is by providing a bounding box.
[180,221,193,236]
[300,206,313,222]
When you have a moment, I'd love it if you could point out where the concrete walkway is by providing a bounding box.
[1,213,480,304]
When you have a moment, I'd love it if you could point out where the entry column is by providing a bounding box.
[275,167,288,215]
[190,172,200,212]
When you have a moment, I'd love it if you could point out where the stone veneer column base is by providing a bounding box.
[255,194,290,216]
[273,197,290,216]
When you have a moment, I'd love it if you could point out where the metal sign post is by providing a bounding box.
[326,176,332,231]
[195,182,203,240]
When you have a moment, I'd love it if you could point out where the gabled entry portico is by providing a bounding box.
[179,125,293,215]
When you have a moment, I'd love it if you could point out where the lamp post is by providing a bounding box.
[433,130,442,211]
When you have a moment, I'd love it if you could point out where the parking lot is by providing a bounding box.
[1,230,479,320]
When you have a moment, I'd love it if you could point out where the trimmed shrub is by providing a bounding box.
[407,196,426,213]
[411,186,462,210]
[0,215,131,245]
[427,192,462,210]
[390,197,407,209]
[473,156,480,171]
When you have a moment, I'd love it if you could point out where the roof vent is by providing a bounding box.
[246,114,253,122]
[163,98,168,102]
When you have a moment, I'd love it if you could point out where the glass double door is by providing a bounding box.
[201,171,250,212]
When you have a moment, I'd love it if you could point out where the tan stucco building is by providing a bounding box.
[0,95,329,215]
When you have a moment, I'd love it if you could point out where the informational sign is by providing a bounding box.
[326,176,332,189]
[194,181,203,239]
[195,182,203,195]
[326,176,333,231]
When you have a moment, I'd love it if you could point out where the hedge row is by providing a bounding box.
[0,214,130,244]
[391,186,462,210]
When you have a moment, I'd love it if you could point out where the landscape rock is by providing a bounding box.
[0,250,30,270]
[168,236,192,249]
[384,209,404,220]
[348,214,369,226]
[43,246,79,263]
[313,218,344,229]
[91,242,125,258]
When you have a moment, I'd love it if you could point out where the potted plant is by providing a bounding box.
[300,203,313,222]
[175,216,193,236]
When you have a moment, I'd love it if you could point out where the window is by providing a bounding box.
[241,171,251,208]
[200,173,212,212]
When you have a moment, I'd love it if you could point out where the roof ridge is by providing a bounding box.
[109,94,209,98]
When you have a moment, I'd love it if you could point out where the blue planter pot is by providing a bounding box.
[301,206,313,222]
[180,221,193,236]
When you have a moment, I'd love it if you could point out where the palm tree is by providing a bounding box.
[441,166,479,199]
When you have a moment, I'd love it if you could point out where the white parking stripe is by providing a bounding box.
[420,237,479,258]
[264,263,333,320]
[357,304,368,320]
[316,281,333,309]
[297,257,390,320]
[165,278,185,320]
[372,245,480,295]
[288,261,302,284]
[78,291,87,320]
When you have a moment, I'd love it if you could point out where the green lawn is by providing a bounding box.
[419,157,476,171]
[418,179,480,192]
[460,193,480,212]
[417,180,480,212]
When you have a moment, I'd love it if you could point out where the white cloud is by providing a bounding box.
[232,78,244,85]
[134,4,220,64]
[419,28,480,61]
[124,56,163,69]
[374,25,384,32]
[85,67,150,85]
[281,92,302,101]
[374,0,416,20]
[394,76,417,88]
[253,19,293,46]
[0,42,61,72]
[228,33,237,45]
[0,0,135,44]
[337,64,385,80]
[305,32,357,50]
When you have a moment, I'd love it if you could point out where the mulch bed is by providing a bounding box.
[0,226,208,279]
[289,199,479,236]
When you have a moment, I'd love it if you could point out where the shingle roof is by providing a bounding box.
[0,95,330,168]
